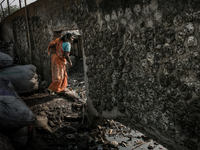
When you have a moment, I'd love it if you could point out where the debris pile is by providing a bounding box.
[0,42,167,150]
[22,59,167,150]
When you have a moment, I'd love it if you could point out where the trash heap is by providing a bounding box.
[21,58,167,150]
[0,42,38,150]
[0,41,167,150]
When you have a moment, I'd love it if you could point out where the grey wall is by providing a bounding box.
[1,0,200,149]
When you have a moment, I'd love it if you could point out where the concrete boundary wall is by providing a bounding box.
[1,0,200,149]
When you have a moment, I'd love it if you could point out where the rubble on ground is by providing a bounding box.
[21,59,167,150]
[0,44,167,150]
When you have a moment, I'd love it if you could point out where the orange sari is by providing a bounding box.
[47,38,68,92]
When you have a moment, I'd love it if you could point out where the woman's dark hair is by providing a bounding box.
[61,33,73,41]
[66,33,73,39]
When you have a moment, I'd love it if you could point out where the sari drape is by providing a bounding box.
[47,38,68,92]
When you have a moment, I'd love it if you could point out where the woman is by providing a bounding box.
[47,31,74,95]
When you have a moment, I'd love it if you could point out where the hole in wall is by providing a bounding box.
[51,28,85,100]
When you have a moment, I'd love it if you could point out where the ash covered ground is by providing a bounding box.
[22,59,166,150]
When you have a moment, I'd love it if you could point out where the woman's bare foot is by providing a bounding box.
[45,89,55,98]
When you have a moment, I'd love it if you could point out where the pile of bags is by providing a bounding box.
[0,64,39,93]
[0,42,38,150]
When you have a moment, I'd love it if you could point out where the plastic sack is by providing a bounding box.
[0,42,16,59]
[8,124,36,150]
[0,64,38,93]
[0,132,14,150]
[0,52,13,68]
[0,77,36,130]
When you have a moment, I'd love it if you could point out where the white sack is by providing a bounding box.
[0,52,13,68]
[0,64,38,93]
[0,77,36,130]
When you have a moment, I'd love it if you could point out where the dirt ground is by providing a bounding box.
[20,59,166,150]
[19,59,107,150]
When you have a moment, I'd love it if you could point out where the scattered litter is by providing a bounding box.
[11,59,168,150]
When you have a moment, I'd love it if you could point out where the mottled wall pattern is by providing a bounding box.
[29,16,50,81]
[13,16,51,79]
[1,0,200,149]
[13,16,29,64]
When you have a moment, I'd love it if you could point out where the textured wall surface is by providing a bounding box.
[1,0,200,149]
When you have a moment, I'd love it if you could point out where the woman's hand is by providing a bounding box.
[69,62,72,68]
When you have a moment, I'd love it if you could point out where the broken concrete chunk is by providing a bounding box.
[35,116,52,132]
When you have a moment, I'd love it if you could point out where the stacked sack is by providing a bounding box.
[0,42,38,149]
[0,64,39,94]
[0,42,39,94]
[0,51,14,68]
[0,77,36,150]
[0,41,15,68]
[0,133,15,150]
